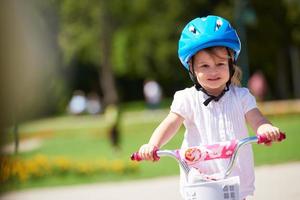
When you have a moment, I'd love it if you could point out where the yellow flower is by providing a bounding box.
[29,154,51,177]
[12,161,29,182]
[0,154,139,183]
[75,162,93,175]
[53,156,71,172]
[111,160,125,174]
[0,164,11,182]
[96,159,110,172]
[125,162,139,173]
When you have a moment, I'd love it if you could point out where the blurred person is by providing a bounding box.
[143,79,162,109]
[248,70,268,101]
[68,90,87,115]
[137,16,283,200]
[105,104,121,151]
[86,92,102,115]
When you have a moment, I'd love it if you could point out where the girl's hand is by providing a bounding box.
[257,124,281,145]
[138,144,159,161]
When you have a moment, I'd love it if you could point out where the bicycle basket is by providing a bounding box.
[183,176,240,200]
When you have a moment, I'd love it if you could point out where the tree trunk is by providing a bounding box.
[289,45,300,98]
[99,2,118,107]
[276,48,290,99]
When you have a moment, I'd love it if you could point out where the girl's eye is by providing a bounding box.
[217,63,226,66]
[200,64,209,68]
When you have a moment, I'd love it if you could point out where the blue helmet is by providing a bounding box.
[178,15,241,70]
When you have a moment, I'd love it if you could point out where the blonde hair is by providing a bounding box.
[231,64,242,86]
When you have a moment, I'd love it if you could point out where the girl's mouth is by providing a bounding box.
[207,77,221,81]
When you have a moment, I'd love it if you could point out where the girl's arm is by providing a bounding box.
[138,112,184,160]
[245,108,281,143]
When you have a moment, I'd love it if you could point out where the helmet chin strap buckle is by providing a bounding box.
[201,85,229,106]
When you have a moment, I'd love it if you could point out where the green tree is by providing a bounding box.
[247,0,299,99]
[58,0,213,100]
[284,0,300,98]
[111,0,212,96]
[57,0,300,102]
[58,0,118,106]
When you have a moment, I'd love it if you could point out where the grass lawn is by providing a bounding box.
[1,109,299,192]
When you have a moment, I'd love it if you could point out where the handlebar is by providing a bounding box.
[131,132,286,180]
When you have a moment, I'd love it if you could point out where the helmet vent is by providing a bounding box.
[215,19,223,31]
[188,25,199,35]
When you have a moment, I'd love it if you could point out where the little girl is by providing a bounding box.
[138,15,281,200]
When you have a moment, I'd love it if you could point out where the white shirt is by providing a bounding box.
[170,85,256,199]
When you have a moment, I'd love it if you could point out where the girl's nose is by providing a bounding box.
[209,65,219,74]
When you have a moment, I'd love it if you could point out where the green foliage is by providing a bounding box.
[53,0,300,102]
[283,0,300,44]
[58,0,101,64]
[2,0,299,120]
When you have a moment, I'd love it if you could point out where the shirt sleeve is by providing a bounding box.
[170,90,188,119]
[239,88,257,114]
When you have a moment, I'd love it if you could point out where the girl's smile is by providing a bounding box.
[207,77,221,81]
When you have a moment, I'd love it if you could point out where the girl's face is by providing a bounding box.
[191,47,230,95]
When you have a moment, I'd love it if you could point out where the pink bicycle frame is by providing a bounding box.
[131,133,286,179]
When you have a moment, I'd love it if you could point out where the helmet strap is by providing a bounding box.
[202,85,229,106]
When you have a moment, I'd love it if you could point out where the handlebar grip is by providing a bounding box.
[257,132,286,144]
[130,152,142,161]
[130,149,160,161]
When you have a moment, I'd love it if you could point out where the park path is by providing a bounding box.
[1,162,300,200]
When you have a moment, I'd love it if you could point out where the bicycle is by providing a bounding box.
[131,132,286,200]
